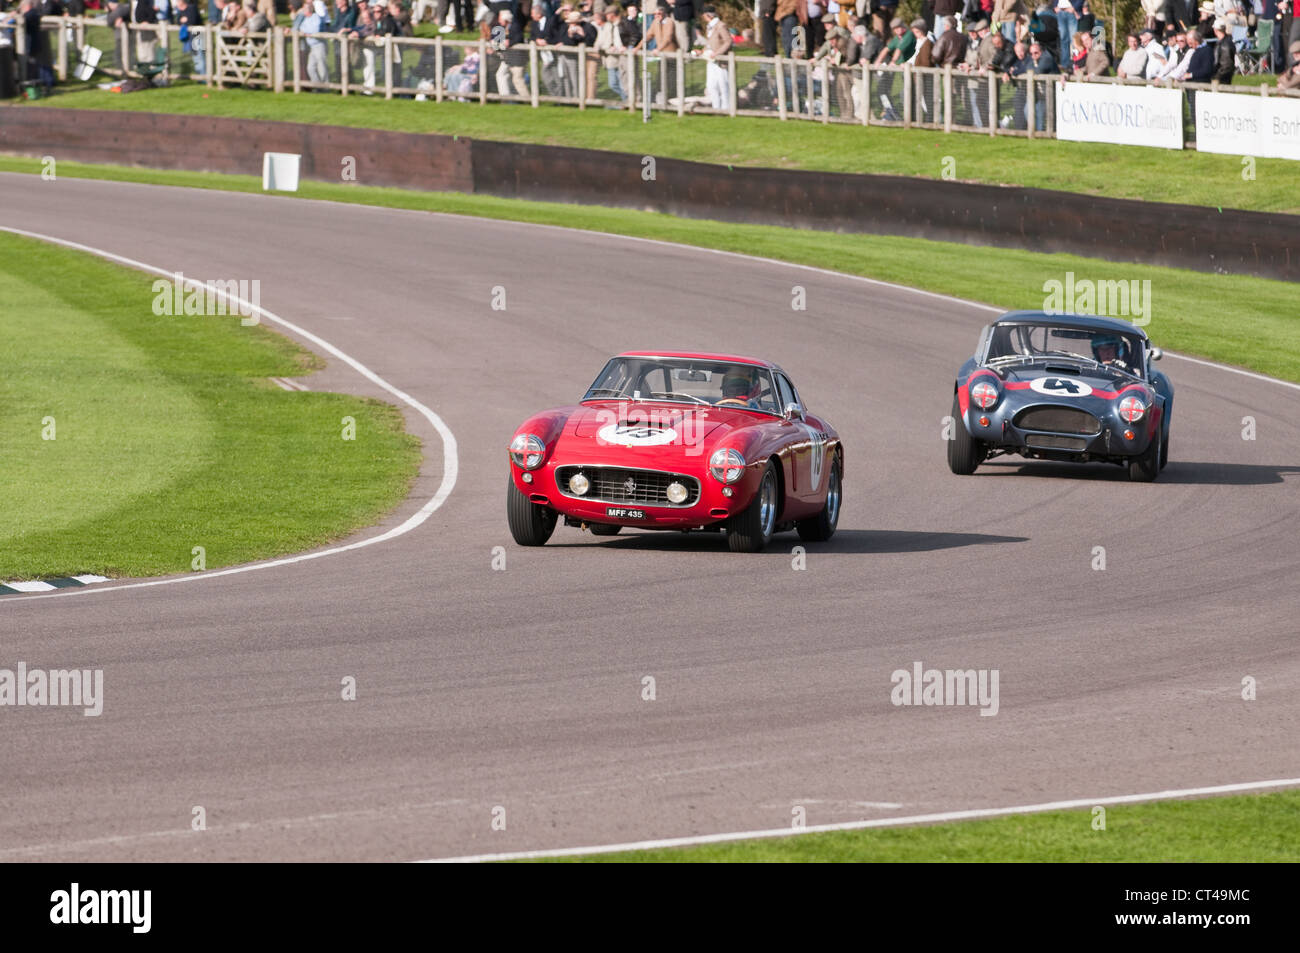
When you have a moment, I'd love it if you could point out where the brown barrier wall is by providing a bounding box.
[0,108,473,192]
[2,107,1295,281]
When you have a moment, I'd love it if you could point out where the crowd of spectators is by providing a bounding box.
[4,0,1299,104]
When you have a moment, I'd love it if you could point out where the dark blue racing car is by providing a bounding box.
[948,312,1174,482]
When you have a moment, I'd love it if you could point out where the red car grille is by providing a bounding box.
[554,466,700,507]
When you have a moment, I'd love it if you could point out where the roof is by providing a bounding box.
[992,311,1151,338]
[617,351,779,369]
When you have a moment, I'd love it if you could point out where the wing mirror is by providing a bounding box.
[783,403,805,421]
[1150,347,1162,361]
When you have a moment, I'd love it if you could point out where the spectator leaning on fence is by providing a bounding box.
[1180,26,1213,80]
[910,17,932,64]
[933,15,967,65]
[300,0,328,87]
[496,9,528,99]
[1156,28,1189,77]
[699,3,730,109]
[1116,31,1145,77]
[595,5,630,101]
[349,2,377,91]
[1080,25,1109,76]
[1139,26,1166,78]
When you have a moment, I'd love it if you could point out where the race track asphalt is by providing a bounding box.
[2,173,1298,861]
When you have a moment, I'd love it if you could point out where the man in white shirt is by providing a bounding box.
[1156,29,1189,79]
[1140,27,1168,79]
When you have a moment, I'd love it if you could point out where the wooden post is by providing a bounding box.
[385,36,394,99]
[161,24,169,86]
[479,37,487,104]
[628,50,636,112]
[292,30,301,93]
[988,72,996,136]
[775,56,786,120]
[821,62,829,123]
[435,36,444,102]
[676,50,684,117]
[578,43,586,109]
[728,51,736,116]
[532,44,540,107]
[339,34,348,95]
[903,66,912,128]
[57,21,68,82]
[862,60,869,125]
[942,65,952,133]
[1026,74,1035,138]
[272,28,282,92]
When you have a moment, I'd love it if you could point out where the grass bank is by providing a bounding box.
[0,229,421,579]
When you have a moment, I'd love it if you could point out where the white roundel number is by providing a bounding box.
[1029,376,1093,398]
[806,426,825,492]
[597,423,678,447]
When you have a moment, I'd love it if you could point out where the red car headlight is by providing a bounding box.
[971,380,999,409]
[1118,395,1147,424]
[509,433,546,470]
[709,448,746,484]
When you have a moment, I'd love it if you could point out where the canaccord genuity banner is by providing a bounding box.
[1196,90,1300,160]
[1054,81,1184,150]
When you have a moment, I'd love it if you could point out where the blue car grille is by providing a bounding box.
[1015,407,1102,436]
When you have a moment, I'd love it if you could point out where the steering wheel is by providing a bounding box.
[715,397,749,406]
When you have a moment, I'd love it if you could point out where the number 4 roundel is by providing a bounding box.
[1029,377,1093,397]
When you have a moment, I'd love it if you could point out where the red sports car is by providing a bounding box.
[506,352,843,553]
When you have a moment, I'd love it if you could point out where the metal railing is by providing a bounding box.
[10,15,1298,145]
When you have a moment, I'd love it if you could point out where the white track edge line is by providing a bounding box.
[422,776,1300,862]
[0,226,458,604]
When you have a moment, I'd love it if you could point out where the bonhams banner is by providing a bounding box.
[1054,81,1183,150]
[1196,91,1300,161]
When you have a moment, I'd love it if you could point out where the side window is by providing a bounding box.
[776,375,798,412]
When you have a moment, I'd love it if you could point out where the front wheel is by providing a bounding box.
[507,476,558,545]
[726,462,778,553]
[947,395,984,475]
[1128,434,1161,482]
[796,455,841,542]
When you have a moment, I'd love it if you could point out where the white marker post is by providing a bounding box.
[262,152,301,192]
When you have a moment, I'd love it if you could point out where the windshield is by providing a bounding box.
[583,357,781,414]
[985,324,1145,377]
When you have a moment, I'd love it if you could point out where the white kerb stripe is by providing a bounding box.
[4,581,57,592]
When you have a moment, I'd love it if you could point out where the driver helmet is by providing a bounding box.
[721,366,759,400]
[1091,334,1128,365]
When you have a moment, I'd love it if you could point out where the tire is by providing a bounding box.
[588,523,621,536]
[796,455,841,542]
[506,476,558,545]
[1128,433,1161,483]
[1160,414,1170,471]
[947,395,983,475]
[726,462,778,553]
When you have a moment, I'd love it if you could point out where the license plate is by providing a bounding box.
[605,507,645,519]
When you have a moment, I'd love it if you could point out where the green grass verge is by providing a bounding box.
[0,230,421,580]
[537,790,1300,861]
[1,153,1295,383]
[16,83,1299,215]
